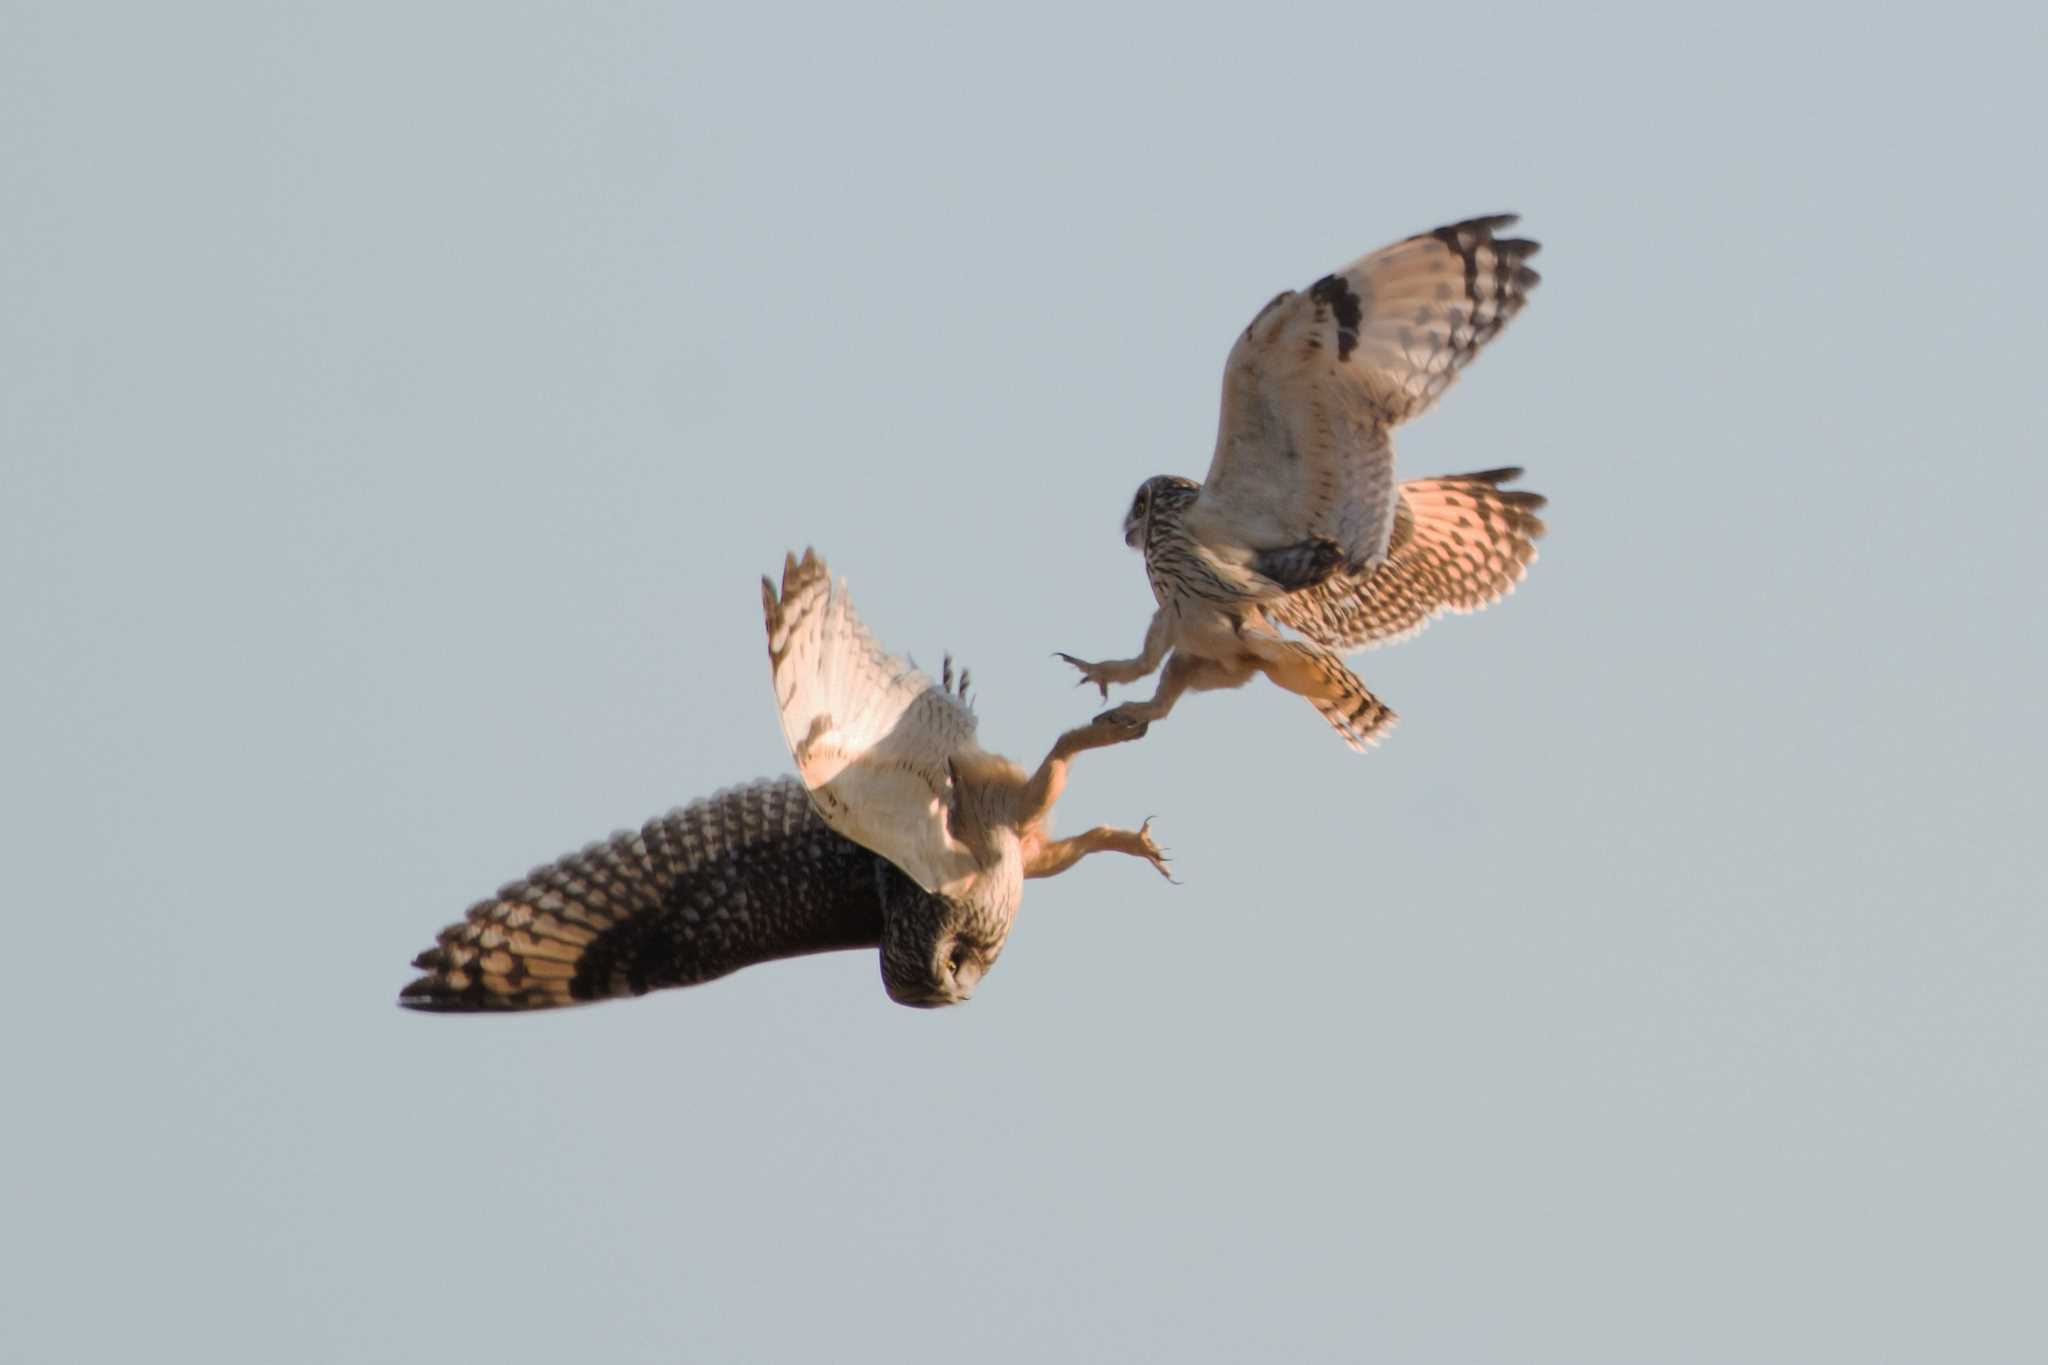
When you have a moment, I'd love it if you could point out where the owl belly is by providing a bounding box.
[1166,600,1256,660]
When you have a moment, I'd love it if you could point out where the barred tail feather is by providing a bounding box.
[1309,674,1398,752]
[1255,637,1398,752]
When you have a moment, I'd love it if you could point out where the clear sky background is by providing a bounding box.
[5,3,2043,1361]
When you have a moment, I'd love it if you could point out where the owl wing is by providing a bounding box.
[1269,467,1548,652]
[1197,215,1541,574]
[398,778,893,1011]
[761,549,981,895]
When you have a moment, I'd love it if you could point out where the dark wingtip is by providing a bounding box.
[397,972,536,1013]
[1455,212,1520,233]
[398,945,499,1012]
[1430,217,1541,274]
[397,976,469,1012]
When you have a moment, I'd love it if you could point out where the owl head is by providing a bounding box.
[874,855,1017,1007]
[1122,475,1201,549]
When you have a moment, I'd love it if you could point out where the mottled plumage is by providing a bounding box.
[400,551,1171,1014]
[398,778,902,1011]
[1268,468,1547,651]
[1059,214,1547,750]
[765,550,1169,1005]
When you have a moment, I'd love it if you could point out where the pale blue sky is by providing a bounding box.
[4,2,2044,1361]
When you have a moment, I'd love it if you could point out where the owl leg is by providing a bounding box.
[1055,608,1171,699]
[1249,639,1397,751]
[1094,649,1252,732]
[1023,818,1172,881]
[1015,711,1152,835]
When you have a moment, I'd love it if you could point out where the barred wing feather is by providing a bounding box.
[1199,215,1541,575]
[762,549,980,895]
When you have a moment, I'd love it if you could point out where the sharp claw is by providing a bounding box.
[1124,816,1174,881]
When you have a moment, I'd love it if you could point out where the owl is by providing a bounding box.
[399,550,1168,1012]
[1057,214,1547,750]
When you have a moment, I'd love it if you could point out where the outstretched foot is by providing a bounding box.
[1125,817,1175,882]
[1095,700,1164,733]
[1054,652,1147,701]
[1047,713,1153,763]
[1024,818,1177,881]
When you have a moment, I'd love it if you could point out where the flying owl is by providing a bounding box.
[1057,214,1548,750]
[399,550,1168,1013]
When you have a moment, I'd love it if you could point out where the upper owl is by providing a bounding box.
[1059,215,1546,750]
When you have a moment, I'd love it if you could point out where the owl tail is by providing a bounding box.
[1303,655,1398,752]
[1249,635,1398,752]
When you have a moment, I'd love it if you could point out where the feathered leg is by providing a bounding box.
[1094,650,1255,732]
[1024,819,1171,880]
[1017,714,1145,826]
[1055,608,1172,698]
[1013,715,1170,880]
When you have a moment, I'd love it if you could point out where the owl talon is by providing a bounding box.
[1095,702,1156,733]
[1084,713,1147,741]
[1054,652,1115,700]
[1134,818,1176,882]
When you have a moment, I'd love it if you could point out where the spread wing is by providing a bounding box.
[1269,467,1548,652]
[761,548,980,895]
[1198,214,1541,574]
[398,778,893,1011]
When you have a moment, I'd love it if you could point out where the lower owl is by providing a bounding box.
[400,550,1169,1012]
[399,776,1019,1011]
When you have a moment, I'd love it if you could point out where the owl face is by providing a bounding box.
[1122,482,1152,548]
[1124,476,1200,549]
[875,861,1009,1008]
[1122,474,1196,548]
[929,909,1002,1003]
